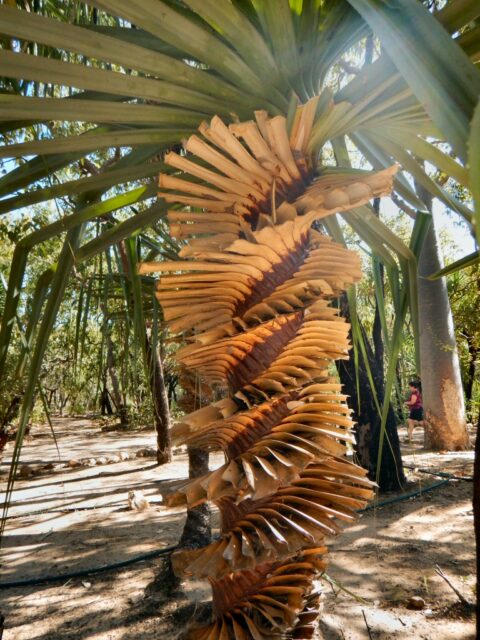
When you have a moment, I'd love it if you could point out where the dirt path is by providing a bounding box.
[0,418,475,639]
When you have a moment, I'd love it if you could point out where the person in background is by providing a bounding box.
[405,379,423,443]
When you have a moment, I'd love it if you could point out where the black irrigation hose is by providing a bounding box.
[0,477,455,590]
[403,464,473,482]
[359,477,451,512]
[0,544,178,589]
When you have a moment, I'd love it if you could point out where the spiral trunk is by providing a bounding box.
[139,102,398,638]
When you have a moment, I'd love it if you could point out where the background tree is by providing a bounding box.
[415,185,470,450]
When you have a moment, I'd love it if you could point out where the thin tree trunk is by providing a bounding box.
[0,394,22,456]
[0,395,21,431]
[372,199,385,381]
[416,189,470,450]
[338,294,405,492]
[178,446,211,549]
[144,373,210,602]
[106,333,129,427]
[372,281,384,379]
[100,386,114,415]
[146,333,171,464]
[176,368,212,548]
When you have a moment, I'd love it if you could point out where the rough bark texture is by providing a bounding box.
[417,214,470,451]
[338,294,405,492]
[146,334,171,464]
[178,446,211,549]
[145,380,210,600]
[177,368,212,550]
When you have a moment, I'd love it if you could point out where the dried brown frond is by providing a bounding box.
[173,459,372,580]
[186,548,325,640]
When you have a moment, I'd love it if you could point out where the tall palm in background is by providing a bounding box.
[0,0,479,500]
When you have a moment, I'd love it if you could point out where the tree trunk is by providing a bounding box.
[0,394,21,457]
[372,276,384,378]
[146,334,171,464]
[144,373,210,602]
[372,199,385,379]
[178,446,211,549]
[176,367,212,547]
[106,333,129,427]
[0,395,21,431]
[338,294,405,492]
[417,210,470,450]
[100,386,114,415]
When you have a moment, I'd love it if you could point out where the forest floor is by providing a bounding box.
[0,417,476,640]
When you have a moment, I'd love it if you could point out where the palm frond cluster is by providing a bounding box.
[139,103,398,638]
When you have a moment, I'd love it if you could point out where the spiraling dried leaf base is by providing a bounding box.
[139,101,391,638]
[185,549,326,640]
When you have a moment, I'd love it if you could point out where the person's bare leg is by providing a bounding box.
[407,418,415,442]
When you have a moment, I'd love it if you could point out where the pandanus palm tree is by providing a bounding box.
[138,107,395,636]
[0,0,479,636]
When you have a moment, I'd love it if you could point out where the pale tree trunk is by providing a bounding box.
[416,193,470,450]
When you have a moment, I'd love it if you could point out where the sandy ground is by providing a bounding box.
[0,417,475,640]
